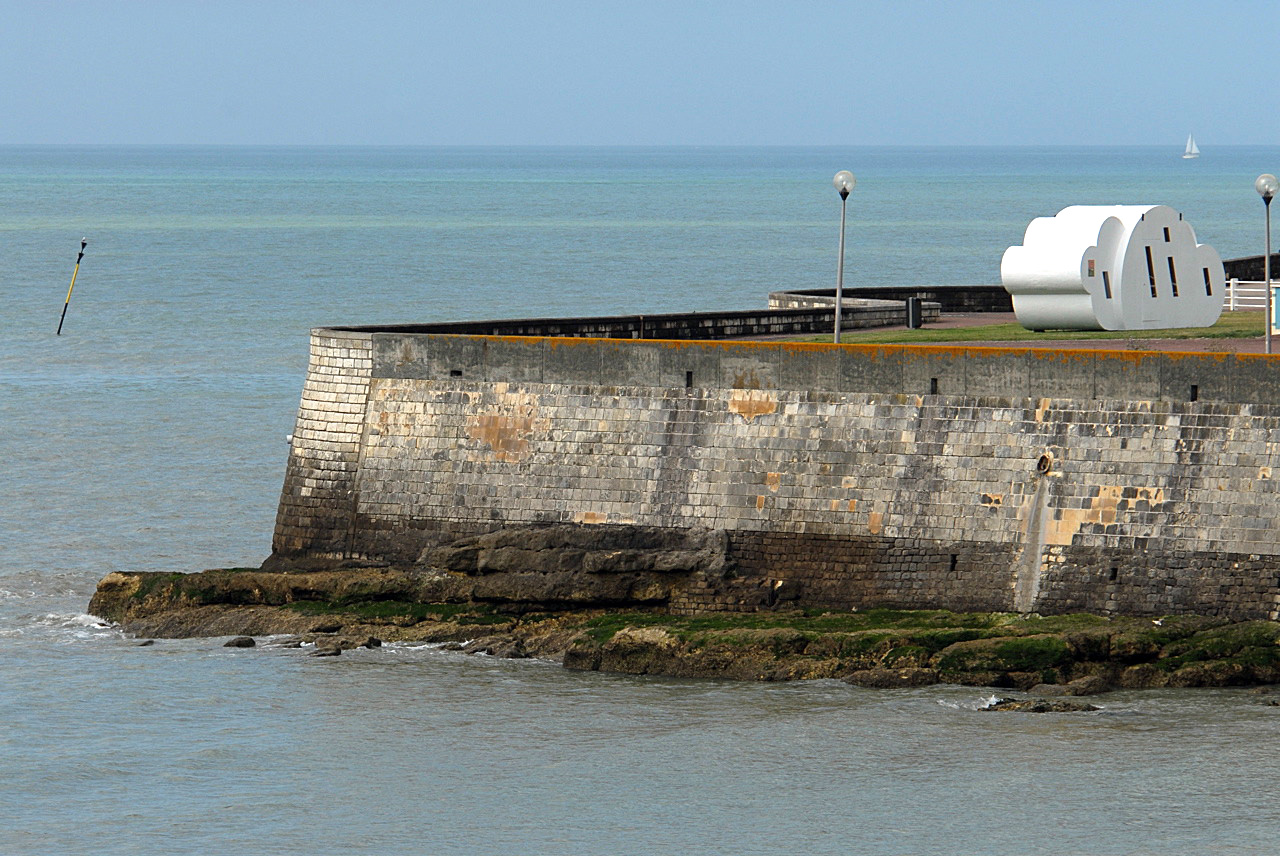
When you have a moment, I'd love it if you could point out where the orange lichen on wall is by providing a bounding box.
[765,472,781,492]
[1046,485,1165,546]
[464,391,550,462]
[868,510,884,535]
[415,330,1243,365]
[1032,349,1096,366]
[729,389,778,422]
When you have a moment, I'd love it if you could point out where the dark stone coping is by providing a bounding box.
[324,300,940,341]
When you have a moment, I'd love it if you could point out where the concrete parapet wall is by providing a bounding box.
[770,285,1013,314]
[364,333,1280,406]
[273,331,1280,619]
[346,301,914,341]
[1223,254,1280,282]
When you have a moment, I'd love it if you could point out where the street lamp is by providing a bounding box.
[1256,173,1278,355]
[832,170,856,343]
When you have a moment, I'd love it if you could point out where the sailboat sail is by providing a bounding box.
[1183,134,1200,159]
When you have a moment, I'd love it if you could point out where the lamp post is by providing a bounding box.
[832,170,856,343]
[1257,174,1278,355]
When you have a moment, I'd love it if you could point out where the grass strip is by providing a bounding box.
[785,312,1262,345]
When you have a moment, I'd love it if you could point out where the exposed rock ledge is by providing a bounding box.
[89,529,1280,692]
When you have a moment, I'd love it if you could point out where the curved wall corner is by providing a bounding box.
[271,328,373,560]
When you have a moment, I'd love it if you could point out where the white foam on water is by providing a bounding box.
[26,612,121,642]
[936,694,1007,712]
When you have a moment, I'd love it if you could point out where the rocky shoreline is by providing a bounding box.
[90,564,1280,695]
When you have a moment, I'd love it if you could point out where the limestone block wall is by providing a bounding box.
[273,330,1280,619]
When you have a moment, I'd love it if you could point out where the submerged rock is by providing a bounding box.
[223,636,256,648]
[984,698,1100,713]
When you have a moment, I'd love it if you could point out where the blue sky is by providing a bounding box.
[2,0,1276,146]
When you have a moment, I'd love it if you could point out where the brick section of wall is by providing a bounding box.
[1037,545,1280,617]
[669,532,1018,615]
[272,329,374,558]
[273,331,1280,618]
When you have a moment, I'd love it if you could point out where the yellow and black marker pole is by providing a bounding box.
[56,238,88,336]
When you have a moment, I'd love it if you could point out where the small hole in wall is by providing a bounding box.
[686,371,694,389]
[1190,384,1199,402]
[1109,567,1118,582]
[949,554,958,572]
[449,369,463,378]
[930,377,939,395]
[1036,453,1053,475]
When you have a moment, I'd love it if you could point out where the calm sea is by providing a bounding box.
[3,146,1279,855]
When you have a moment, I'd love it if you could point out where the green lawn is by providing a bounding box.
[786,311,1263,345]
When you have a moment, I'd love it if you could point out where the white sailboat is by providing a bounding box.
[1182,133,1200,159]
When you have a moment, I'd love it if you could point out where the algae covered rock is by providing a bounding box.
[933,634,1071,681]
[86,564,1280,690]
[843,667,940,689]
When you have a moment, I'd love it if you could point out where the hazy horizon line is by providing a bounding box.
[2,142,1274,150]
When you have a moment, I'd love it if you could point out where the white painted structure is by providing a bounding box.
[1001,205,1224,331]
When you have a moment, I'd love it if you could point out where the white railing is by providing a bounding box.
[1225,279,1270,310]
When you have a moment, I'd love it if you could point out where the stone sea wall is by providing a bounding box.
[273,330,1280,620]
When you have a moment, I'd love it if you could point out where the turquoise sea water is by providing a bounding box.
[4,146,1280,855]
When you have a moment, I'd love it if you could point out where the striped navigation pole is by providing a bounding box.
[56,238,88,336]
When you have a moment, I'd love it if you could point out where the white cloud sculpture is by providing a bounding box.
[1001,205,1224,331]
